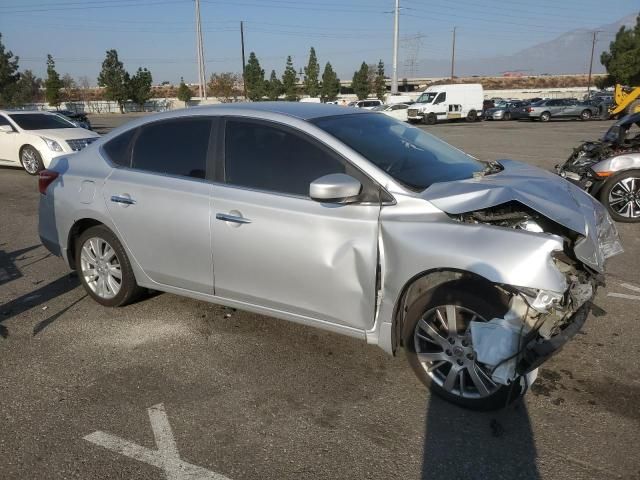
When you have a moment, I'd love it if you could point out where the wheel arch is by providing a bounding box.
[66,218,106,269]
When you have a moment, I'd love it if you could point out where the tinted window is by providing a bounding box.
[225,120,346,196]
[434,92,446,104]
[103,128,136,167]
[0,115,13,128]
[9,113,74,130]
[132,118,210,179]
[313,113,483,191]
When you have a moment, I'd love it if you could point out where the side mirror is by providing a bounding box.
[0,125,14,133]
[310,173,362,203]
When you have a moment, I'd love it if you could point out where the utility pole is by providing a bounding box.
[391,0,400,95]
[450,26,457,80]
[194,0,207,99]
[587,30,601,97]
[240,21,247,99]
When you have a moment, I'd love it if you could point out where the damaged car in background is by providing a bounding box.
[39,104,623,411]
[557,112,640,222]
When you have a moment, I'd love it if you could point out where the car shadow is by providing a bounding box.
[0,273,80,338]
[421,395,539,479]
[0,244,42,287]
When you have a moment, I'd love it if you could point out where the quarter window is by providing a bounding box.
[131,118,211,179]
[224,120,346,196]
[103,128,135,167]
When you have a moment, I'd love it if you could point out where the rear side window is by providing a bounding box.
[224,119,346,196]
[132,118,211,179]
[103,128,136,167]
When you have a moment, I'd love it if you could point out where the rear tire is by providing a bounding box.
[402,279,524,410]
[75,225,144,307]
[599,169,640,223]
[466,110,478,122]
[580,109,592,121]
[20,145,44,175]
[540,111,551,122]
[503,112,512,121]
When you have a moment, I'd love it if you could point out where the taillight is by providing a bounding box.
[527,107,533,112]
[39,170,59,195]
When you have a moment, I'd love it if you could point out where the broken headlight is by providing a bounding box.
[594,201,624,259]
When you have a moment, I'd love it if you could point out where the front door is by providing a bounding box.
[211,118,381,330]
[103,117,214,294]
[0,115,18,164]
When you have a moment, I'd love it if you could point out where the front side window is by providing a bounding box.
[131,118,211,179]
[416,92,438,104]
[313,113,484,191]
[224,120,346,196]
[9,113,75,130]
[434,92,446,104]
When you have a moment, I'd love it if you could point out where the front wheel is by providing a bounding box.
[580,109,592,121]
[424,113,437,125]
[600,169,640,222]
[403,279,523,410]
[76,225,144,306]
[20,145,44,175]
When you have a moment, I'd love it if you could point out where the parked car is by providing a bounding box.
[526,99,599,122]
[372,103,411,121]
[482,99,495,111]
[484,101,529,120]
[0,110,99,174]
[351,99,383,109]
[408,83,484,124]
[53,109,92,130]
[39,103,622,410]
[557,112,640,222]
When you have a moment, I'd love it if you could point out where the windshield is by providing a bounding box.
[416,92,438,104]
[312,113,485,191]
[9,113,75,130]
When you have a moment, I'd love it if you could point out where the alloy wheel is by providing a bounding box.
[80,237,122,299]
[413,305,500,399]
[21,149,40,174]
[608,176,640,219]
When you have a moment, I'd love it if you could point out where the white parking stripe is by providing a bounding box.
[84,403,232,480]
[620,283,640,294]
[607,293,640,301]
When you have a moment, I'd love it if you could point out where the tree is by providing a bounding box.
[61,73,77,102]
[98,49,129,113]
[321,62,340,101]
[128,67,153,110]
[13,70,41,105]
[303,47,320,97]
[244,52,265,101]
[208,72,241,102]
[600,15,640,86]
[266,69,283,100]
[177,77,192,106]
[78,75,91,103]
[374,59,386,100]
[0,33,20,107]
[45,54,63,107]
[351,62,370,100]
[282,55,298,101]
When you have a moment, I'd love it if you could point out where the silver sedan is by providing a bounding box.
[38,103,622,410]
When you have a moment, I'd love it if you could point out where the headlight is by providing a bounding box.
[40,137,63,152]
[594,201,624,259]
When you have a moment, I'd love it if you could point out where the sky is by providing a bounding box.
[0,0,637,85]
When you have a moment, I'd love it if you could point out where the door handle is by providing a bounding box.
[110,195,136,206]
[216,212,251,224]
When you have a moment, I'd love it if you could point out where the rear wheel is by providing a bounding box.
[75,225,144,306]
[466,110,478,122]
[580,109,592,120]
[20,145,44,175]
[503,111,512,121]
[600,169,640,223]
[403,279,523,410]
[540,111,551,122]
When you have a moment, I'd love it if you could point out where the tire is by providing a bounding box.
[424,113,437,125]
[466,110,478,122]
[75,225,144,306]
[539,111,551,122]
[599,169,640,223]
[402,279,524,410]
[580,109,592,121]
[20,145,44,175]
[625,100,640,115]
[503,112,512,121]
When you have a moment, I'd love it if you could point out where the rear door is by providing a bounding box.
[103,117,216,294]
[210,117,381,330]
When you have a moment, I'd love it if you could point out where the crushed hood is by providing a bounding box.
[422,160,605,271]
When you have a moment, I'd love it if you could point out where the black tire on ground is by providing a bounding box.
[466,110,478,122]
[19,145,44,175]
[402,279,524,411]
[540,111,551,122]
[424,113,437,125]
[580,109,592,120]
[599,169,640,223]
[75,225,144,307]
[503,112,511,121]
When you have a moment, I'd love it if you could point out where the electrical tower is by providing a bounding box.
[401,33,426,79]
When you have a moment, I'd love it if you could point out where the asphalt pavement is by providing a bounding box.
[0,114,638,480]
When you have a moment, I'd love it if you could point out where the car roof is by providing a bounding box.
[190,102,370,120]
[0,110,57,115]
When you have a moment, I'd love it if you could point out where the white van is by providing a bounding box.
[407,83,483,124]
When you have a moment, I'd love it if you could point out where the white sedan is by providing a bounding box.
[372,103,411,122]
[0,110,99,175]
